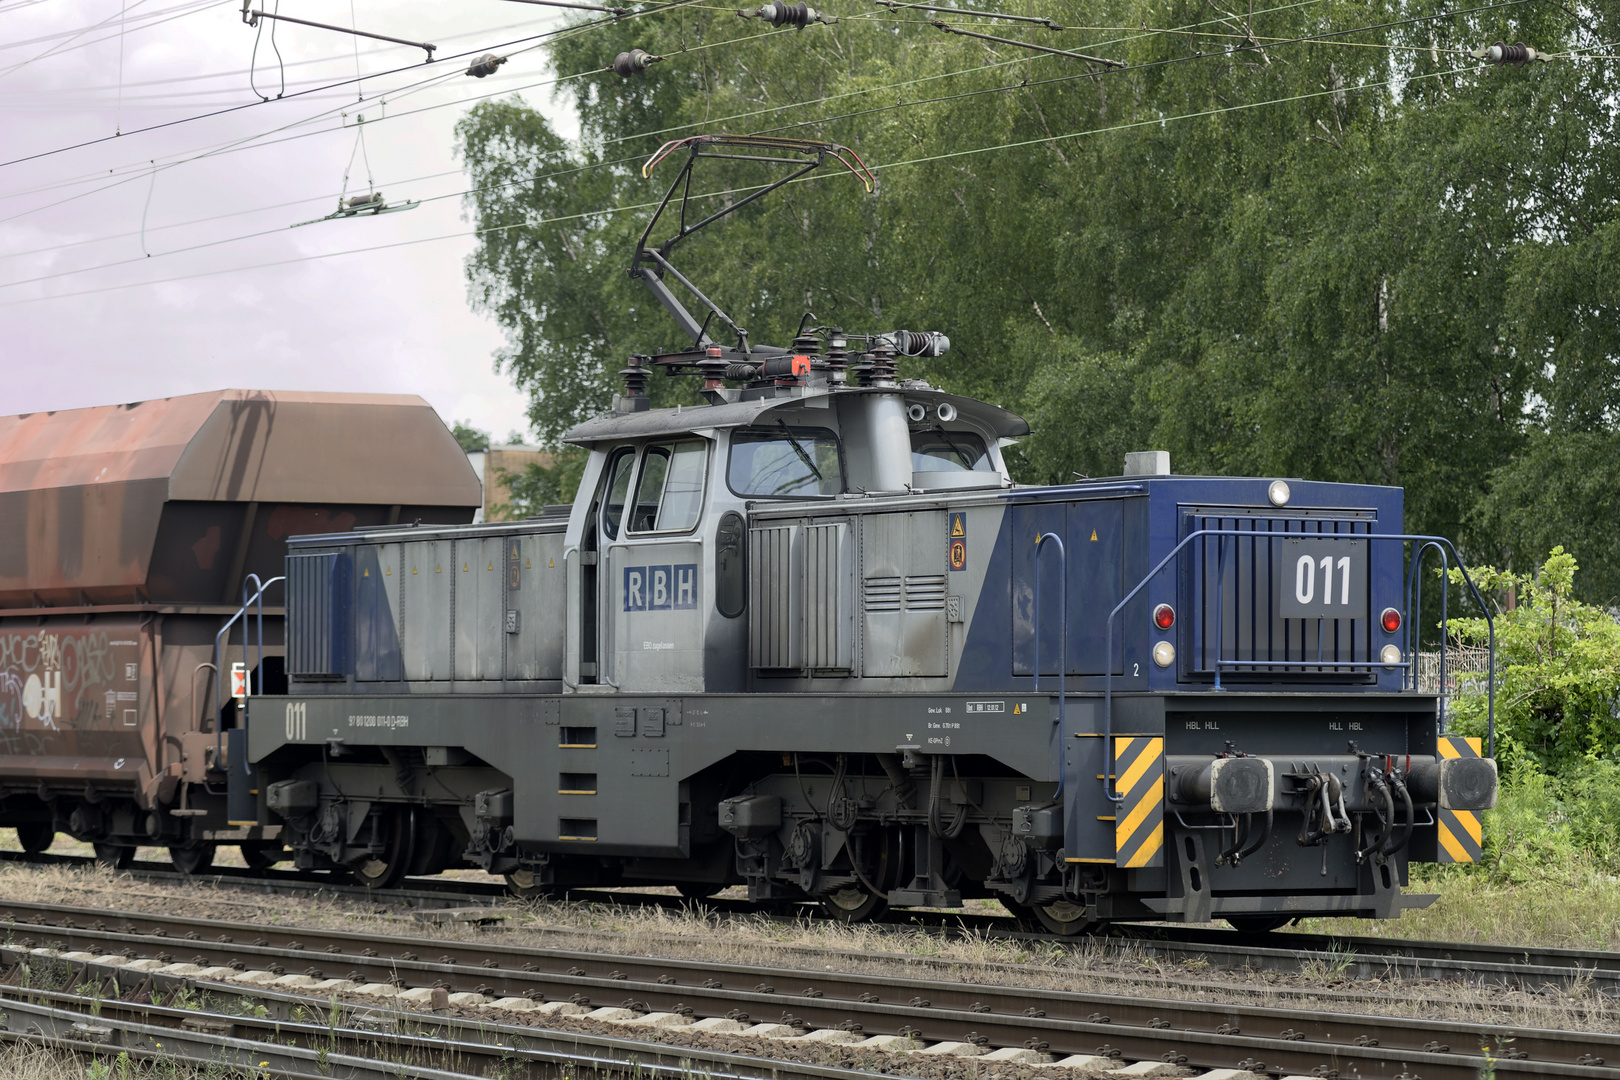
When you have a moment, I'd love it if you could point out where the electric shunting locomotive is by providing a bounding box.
[248,136,1499,932]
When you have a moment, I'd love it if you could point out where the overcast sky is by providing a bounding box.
[2,0,582,441]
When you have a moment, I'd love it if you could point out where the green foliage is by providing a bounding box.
[492,448,590,517]
[451,421,491,453]
[455,0,1620,594]
[1446,548,1620,779]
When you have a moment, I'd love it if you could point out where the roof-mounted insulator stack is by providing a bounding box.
[823,328,850,384]
[781,333,821,387]
[860,338,897,387]
[619,355,652,411]
[738,2,836,27]
[700,344,729,391]
[613,49,663,77]
[1471,40,1550,65]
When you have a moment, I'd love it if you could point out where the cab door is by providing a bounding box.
[601,439,710,692]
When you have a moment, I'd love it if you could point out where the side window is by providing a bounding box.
[911,429,992,472]
[599,446,637,540]
[728,427,844,498]
[628,440,708,534]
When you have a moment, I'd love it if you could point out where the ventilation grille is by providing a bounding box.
[749,525,799,669]
[863,577,902,613]
[904,575,947,611]
[287,552,348,678]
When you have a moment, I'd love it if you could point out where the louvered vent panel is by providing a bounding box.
[863,577,902,613]
[904,575,947,611]
[748,525,800,669]
[804,522,849,670]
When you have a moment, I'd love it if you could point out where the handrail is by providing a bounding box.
[214,574,286,769]
[1099,529,1495,801]
[1405,541,1449,716]
[1031,532,1067,797]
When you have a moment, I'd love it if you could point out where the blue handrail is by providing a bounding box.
[214,574,285,769]
[1032,532,1067,797]
[1098,529,1495,801]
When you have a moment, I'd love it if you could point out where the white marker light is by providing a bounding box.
[1152,641,1176,668]
[1380,644,1402,666]
[1268,480,1291,507]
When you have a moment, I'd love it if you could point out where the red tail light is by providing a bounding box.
[1153,604,1175,630]
[1380,607,1402,633]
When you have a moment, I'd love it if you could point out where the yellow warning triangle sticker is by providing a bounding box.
[547,558,554,568]
[463,563,469,572]
[412,566,418,575]
[385,566,391,575]
[1090,529,1098,541]
[363,568,369,577]
[951,517,965,537]
[488,560,495,571]
[1013,704,1021,714]
[435,565,442,573]
[526,559,532,568]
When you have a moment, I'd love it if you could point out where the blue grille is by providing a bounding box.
[1183,511,1375,679]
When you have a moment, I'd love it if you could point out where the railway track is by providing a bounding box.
[12,848,1620,999]
[0,976,894,1080]
[0,897,1612,1079]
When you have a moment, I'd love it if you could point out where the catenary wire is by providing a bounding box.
[0,58,1488,304]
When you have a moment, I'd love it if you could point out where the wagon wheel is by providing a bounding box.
[1015,899,1101,937]
[239,840,285,870]
[504,869,555,901]
[169,843,216,875]
[15,823,54,855]
[92,843,135,869]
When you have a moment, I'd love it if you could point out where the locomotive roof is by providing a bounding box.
[563,385,1031,445]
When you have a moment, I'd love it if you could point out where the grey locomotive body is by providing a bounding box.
[255,367,1497,931]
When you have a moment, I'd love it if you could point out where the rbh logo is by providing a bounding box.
[623,564,698,611]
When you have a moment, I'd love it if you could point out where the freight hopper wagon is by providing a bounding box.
[0,390,481,872]
[248,135,1499,929]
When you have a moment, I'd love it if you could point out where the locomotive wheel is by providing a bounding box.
[239,840,285,870]
[169,844,215,875]
[92,843,135,869]
[1224,914,1294,934]
[504,869,554,901]
[349,809,414,889]
[675,882,724,901]
[1016,899,1100,937]
[15,823,54,855]
[820,885,888,924]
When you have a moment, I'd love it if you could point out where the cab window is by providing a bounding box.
[628,440,708,533]
[911,429,993,472]
[599,447,637,539]
[728,427,844,498]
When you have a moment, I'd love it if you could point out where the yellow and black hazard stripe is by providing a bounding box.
[1114,735,1164,868]
[1436,735,1484,864]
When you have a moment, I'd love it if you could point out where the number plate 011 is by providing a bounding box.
[1276,538,1368,619]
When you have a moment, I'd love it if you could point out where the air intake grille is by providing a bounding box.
[904,575,946,611]
[1184,512,1374,678]
[287,551,349,677]
[863,576,901,613]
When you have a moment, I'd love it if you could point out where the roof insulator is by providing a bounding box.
[1470,40,1549,66]
[613,48,663,77]
[466,53,508,78]
[738,2,836,27]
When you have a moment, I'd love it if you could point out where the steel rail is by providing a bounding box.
[0,981,889,1080]
[8,851,1620,999]
[0,900,1613,1078]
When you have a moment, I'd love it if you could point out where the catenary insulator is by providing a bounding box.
[613,49,663,77]
[466,53,507,78]
[737,2,835,27]
[1473,40,1547,66]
